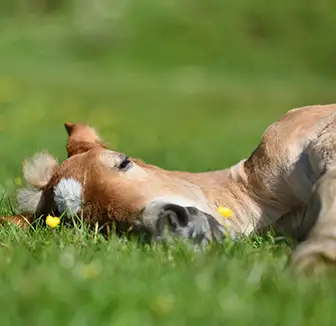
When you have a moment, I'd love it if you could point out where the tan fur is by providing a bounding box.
[23,152,59,188]
[15,104,336,269]
[1,214,32,229]
[17,152,59,214]
[290,168,336,274]
[65,122,107,157]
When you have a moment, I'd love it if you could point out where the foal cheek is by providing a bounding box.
[81,184,144,225]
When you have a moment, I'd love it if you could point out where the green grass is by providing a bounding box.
[1,3,336,325]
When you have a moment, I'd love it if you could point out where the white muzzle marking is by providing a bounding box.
[54,178,83,216]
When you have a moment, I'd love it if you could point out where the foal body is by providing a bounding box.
[15,104,336,271]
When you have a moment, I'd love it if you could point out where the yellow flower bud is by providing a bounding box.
[46,215,61,228]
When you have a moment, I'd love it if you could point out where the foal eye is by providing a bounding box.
[119,156,132,171]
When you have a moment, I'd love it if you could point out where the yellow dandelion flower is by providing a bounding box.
[46,215,61,228]
[217,206,233,219]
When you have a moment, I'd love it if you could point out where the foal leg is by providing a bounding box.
[290,168,336,274]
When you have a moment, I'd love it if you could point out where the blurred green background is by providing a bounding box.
[1,0,336,189]
[1,2,336,325]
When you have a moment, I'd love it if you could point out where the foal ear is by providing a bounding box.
[64,122,75,135]
[64,122,108,157]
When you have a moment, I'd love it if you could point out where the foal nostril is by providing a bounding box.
[156,204,190,235]
[162,204,190,227]
[154,204,227,244]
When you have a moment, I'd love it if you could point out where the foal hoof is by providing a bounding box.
[1,214,32,229]
[290,238,336,275]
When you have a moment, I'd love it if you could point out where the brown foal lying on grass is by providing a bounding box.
[9,104,336,272]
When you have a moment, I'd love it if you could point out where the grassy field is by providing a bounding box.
[1,2,336,325]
